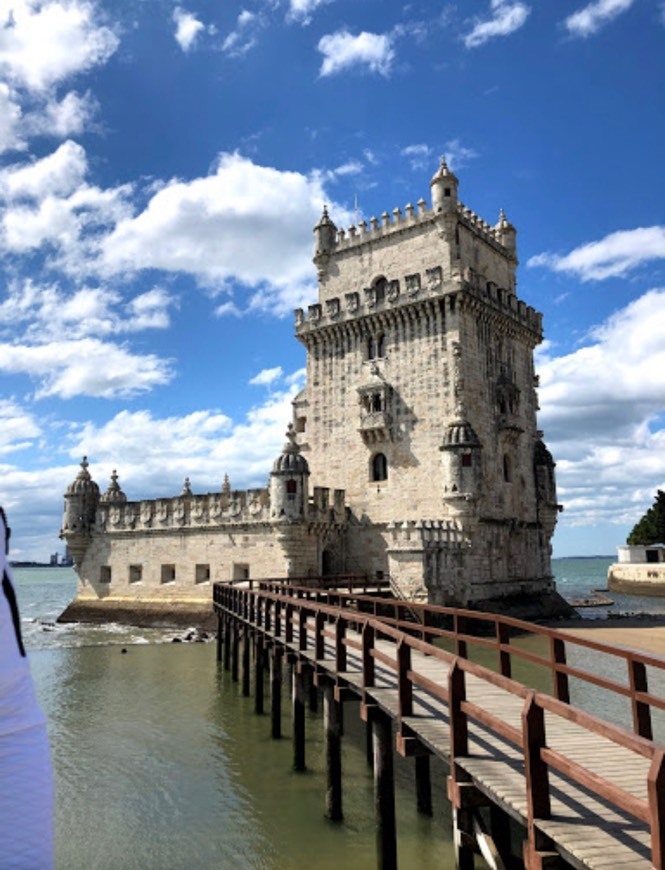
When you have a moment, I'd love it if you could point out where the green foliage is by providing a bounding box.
[627,490,665,545]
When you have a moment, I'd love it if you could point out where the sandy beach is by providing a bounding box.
[561,618,665,657]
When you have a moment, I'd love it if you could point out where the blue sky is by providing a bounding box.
[1,0,664,560]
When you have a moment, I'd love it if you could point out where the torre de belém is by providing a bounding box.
[60,160,567,627]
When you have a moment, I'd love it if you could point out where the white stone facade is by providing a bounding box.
[60,161,563,623]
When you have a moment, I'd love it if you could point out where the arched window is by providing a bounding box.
[367,336,376,359]
[503,454,511,483]
[373,276,387,303]
[371,453,388,482]
[376,333,385,357]
[367,333,385,360]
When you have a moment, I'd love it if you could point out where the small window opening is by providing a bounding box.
[232,563,250,581]
[461,453,472,468]
[195,563,210,584]
[129,564,142,584]
[371,453,388,482]
[161,563,176,584]
[100,566,111,583]
[367,333,386,360]
[444,187,451,197]
[371,393,382,412]
[295,416,306,433]
[503,454,511,483]
[286,479,297,501]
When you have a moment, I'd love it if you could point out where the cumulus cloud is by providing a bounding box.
[222,10,261,57]
[564,0,636,38]
[0,83,25,154]
[318,29,395,77]
[287,0,331,24]
[173,7,205,51]
[402,139,477,172]
[0,0,119,92]
[463,0,530,49]
[0,399,41,454]
[99,151,347,310]
[0,338,173,399]
[528,226,665,281]
[22,89,98,139]
[537,289,665,527]
[249,366,283,386]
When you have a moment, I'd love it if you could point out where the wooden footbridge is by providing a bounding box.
[213,578,665,869]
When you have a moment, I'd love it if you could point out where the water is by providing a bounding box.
[11,558,665,868]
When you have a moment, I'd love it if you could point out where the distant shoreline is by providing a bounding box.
[11,562,73,569]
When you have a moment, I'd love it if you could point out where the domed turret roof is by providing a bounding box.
[314,205,336,231]
[441,419,480,449]
[66,456,100,498]
[272,424,309,474]
[99,470,127,504]
[430,157,458,187]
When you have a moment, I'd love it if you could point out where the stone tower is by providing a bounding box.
[293,159,562,609]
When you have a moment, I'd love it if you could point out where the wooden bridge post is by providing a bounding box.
[292,665,307,772]
[270,647,282,739]
[216,614,223,663]
[373,709,397,870]
[242,627,251,697]
[550,637,569,704]
[648,748,665,868]
[448,659,474,870]
[255,633,264,715]
[629,658,652,739]
[522,692,556,867]
[231,621,239,683]
[223,614,232,671]
[323,680,343,821]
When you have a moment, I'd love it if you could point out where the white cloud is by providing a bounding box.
[444,138,478,170]
[564,0,635,38]
[537,289,665,527]
[0,83,25,154]
[249,366,283,386]
[100,151,347,309]
[463,0,530,49]
[222,10,261,57]
[173,7,205,51]
[23,90,97,138]
[287,0,331,24]
[402,139,477,172]
[318,29,395,78]
[401,144,432,171]
[0,0,119,92]
[528,226,665,281]
[0,399,41,454]
[0,139,87,198]
[0,338,173,398]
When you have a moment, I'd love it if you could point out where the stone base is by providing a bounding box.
[57,598,218,631]
[608,565,665,597]
[465,590,576,622]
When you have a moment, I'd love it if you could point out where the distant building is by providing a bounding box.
[609,544,665,595]
[60,161,566,627]
[49,553,59,566]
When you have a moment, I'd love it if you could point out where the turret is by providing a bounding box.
[270,424,310,521]
[534,437,560,535]
[99,470,127,504]
[60,456,100,566]
[440,420,482,515]
[495,208,517,258]
[313,206,337,258]
[430,157,459,215]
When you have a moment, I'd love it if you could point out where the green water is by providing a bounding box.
[31,643,456,869]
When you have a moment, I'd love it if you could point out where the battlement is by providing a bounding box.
[386,518,467,549]
[95,484,347,533]
[294,264,541,337]
[319,198,511,258]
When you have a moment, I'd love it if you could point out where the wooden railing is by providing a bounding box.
[214,580,665,867]
[242,579,665,741]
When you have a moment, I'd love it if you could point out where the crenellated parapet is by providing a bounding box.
[386,518,468,550]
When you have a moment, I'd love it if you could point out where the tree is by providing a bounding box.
[627,490,665,546]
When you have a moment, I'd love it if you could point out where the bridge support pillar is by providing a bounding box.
[242,627,251,697]
[373,710,397,870]
[323,681,343,821]
[270,648,282,739]
[255,634,264,715]
[223,615,231,671]
[292,667,306,771]
[231,622,239,683]
[304,665,318,713]
[216,615,223,663]
[415,754,432,816]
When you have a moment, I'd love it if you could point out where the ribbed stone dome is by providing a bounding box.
[441,419,480,449]
[66,456,100,498]
[272,425,310,475]
[99,470,127,504]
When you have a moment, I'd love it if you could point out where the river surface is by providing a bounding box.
[12,558,664,869]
